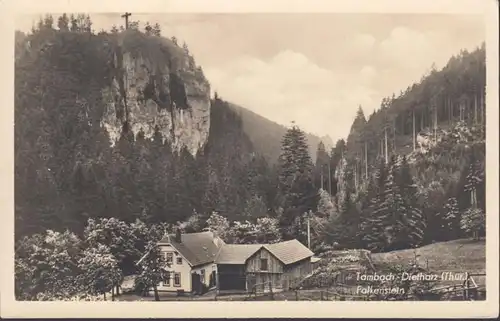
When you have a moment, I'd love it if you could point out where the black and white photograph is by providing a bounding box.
[2,0,499,318]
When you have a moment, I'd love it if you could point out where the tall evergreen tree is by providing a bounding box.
[277,125,318,242]
[396,155,426,249]
[314,141,330,191]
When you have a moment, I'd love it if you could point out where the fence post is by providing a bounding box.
[464,272,470,300]
[295,290,299,301]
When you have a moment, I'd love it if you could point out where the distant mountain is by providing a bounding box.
[227,103,324,163]
[319,135,334,151]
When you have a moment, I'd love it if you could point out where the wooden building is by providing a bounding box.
[215,240,314,293]
[139,231,315,296]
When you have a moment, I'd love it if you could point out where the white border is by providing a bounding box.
[1,0,498,318]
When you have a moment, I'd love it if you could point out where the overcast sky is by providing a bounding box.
[16,13,486,142]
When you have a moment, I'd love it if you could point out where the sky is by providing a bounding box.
[16,12,486,142]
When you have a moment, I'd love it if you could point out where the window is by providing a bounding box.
[176,257,182,265]
[166,252,173,265]
[163,272,170,286]
[200,269,205,284]
[260,258,268,271]
[174,272,181,287]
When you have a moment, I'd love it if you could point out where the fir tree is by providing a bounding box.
[57,14,70,31]
[361,159,391,252]
[441,197,460,239]
[397,155,426,248]
[334,188,361,248]
[314,141,330,191]
[144,22,153,35]
[152,23,161,36]
[277,125,318,242]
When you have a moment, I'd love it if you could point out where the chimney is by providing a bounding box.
[175,228,182,243]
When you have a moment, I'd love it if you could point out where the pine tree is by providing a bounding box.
[152,23,161,36]
[314,141,330,191]
[57,13,70,31]
[397,155,426,248]
[334,189,361,248]
[464,154,484,208]
[277,125,318,242]
[144,22,153,35]
[441,197,460,239]
[361,159,392,252]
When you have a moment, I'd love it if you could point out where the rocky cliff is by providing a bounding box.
[100,31,211,156]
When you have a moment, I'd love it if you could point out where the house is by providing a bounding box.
[215,239,314,293]
[153,230,225,295]
[141,230,314,295]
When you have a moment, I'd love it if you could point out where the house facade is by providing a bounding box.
[154,230,224,294]
[144,230,314,295]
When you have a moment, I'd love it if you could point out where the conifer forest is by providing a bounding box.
[13,13,487,302]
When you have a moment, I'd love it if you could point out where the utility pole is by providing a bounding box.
[307,212,311,249]
[121,12,132,29]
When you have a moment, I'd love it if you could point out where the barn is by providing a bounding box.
[215,240,314,294]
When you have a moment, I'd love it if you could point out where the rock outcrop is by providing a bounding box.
[100,33,211,156]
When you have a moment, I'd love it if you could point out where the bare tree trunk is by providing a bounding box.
[354,162,358,191]
[474,93,478,124]
[364,142,368,180]
[320,168,324,190]
[412,109,416,151]
[393,119,396,153]
[154,285,160,301]
[420,110,424,131]
[433,105,437,144]
[450,100,454,122]
[328,161,332,195]
[480,88,484,124]
[384,127,388,164]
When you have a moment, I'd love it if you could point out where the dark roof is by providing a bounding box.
[158,231,225,267]
[215,244,262,264]
[215,239,314,266]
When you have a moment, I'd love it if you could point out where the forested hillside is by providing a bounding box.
[228,102,326,163]
[14,15,277,239]
[311,43,486,253]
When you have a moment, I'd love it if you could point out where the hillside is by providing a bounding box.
[14,18,274,238]
[228,103,324,163]
[311,44,486,257]
[371,239,485,286]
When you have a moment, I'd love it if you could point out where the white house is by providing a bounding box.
[154,230,225,294]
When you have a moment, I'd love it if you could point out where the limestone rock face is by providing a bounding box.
[101,48,210,156]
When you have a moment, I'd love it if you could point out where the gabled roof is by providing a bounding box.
[215,244,262,264]
[264,239,314,265]
[158,231,225,267]
[215,239,314,266]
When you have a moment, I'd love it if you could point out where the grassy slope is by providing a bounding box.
[370,239,486,285]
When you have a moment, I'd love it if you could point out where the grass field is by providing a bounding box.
[370,238,486,286]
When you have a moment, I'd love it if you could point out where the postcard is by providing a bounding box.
[1,0,498,318]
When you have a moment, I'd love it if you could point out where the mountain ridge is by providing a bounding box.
[227,102,325,163]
